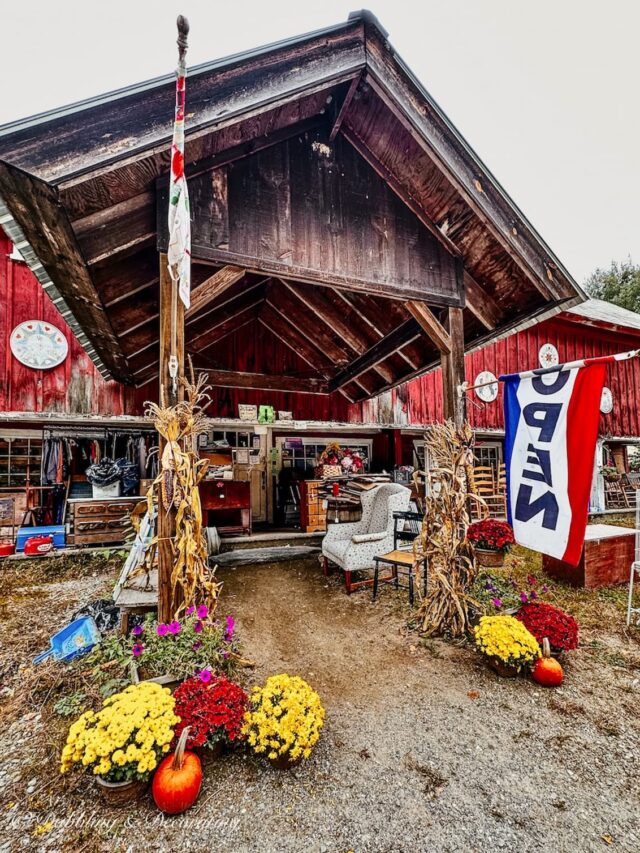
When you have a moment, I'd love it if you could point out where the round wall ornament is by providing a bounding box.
[474,371,499,402]
[10,320,68,369]
[539,343,559,368]
[600,386,613,414]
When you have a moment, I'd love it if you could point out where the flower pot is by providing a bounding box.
[95,776,148,806]
[474,548,506,568]
[268,751,303,770]
[486,656,519,678]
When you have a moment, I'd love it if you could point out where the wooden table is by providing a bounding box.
[199,479,251,536]
[543,524,635,588]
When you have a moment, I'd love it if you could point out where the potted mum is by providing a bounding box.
[515,601,579,656]
[129,607,239,684]
[243,674,325,768]
[172,673,248,762]
[59,682,179,805]
[467,519,515,568]
[473,614,541,677]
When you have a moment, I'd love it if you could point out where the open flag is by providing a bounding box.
[167,48,191,309]
[502,351,637,566]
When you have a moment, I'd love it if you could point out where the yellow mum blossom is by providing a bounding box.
[59,682,178,782]
[474,615,540,671]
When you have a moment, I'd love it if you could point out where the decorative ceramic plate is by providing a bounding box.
[475,371,499,402]
[10,320,68,369]
[539,343,559,368]
[600,386,613,414]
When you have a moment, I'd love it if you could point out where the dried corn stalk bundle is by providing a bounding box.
[145,366,220,616]
[414,420,485,638]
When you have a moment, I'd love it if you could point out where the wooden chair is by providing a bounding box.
[372,510,426,605]
[469,465,506,519]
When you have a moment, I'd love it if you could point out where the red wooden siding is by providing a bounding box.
[351,316,640,438]
[0,231,148,416]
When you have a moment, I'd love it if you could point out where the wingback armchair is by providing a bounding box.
[322,483,411,593]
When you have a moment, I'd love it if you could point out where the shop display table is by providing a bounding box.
[542,524,635,588]
[199,479,251,536]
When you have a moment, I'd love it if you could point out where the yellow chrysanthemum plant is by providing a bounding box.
[242,674,325,765]
[473,614,541,672]
[60,682,180,783]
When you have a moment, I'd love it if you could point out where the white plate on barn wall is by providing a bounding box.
[474,371,499,402]
[538,343,559,368]
[10,320,68,369]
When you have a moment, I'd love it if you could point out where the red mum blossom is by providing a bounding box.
[467,520,515,553]
[173,674,248,750]
[515,601,579,652]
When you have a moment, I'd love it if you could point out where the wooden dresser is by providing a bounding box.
[67,497,140,546]
[299,480,327,533]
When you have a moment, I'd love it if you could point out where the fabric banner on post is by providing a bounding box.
[501,352,636,566]
[168,51,191,309]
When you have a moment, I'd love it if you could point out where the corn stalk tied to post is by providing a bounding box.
[413,420,485,637]
[146,362,220,617]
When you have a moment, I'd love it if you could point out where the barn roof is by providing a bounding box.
[0,10,585,400]
[565,298,640,334]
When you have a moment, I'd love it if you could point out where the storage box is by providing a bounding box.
[16,525,66,552]
[92,482,121,499]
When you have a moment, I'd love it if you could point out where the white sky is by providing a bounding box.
[1,0,637,284]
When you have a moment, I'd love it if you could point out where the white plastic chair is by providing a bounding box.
[626,490,640,626]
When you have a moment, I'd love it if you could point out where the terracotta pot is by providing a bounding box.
[487,656,519,678]
[268,751,303,770]
[95,776,148,806]
[474,548,506,568]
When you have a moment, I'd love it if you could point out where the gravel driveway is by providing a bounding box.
[1,556,639,852]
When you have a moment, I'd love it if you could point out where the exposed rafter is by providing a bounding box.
[185,265,245,319]
[407,302,452,353]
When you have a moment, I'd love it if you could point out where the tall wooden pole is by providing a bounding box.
[158,253,185,622]
[441,305,466,427]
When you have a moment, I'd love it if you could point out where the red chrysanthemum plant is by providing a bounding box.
[172,674,248,752]
[515,601,579,653]
[467,519,515,553]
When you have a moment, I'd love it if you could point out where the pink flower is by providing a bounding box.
[530,590,538,600]
[193,620,203,634]
[197,605,208,620]
[131,625,144,637]
[491,597,503,609]
[168,620,181,635]
[132,642,144,657]
[156,623,169,637]
[225,615,235,642]
[186,606,195,616]
[519,592,529,603]
[198,668,212,684]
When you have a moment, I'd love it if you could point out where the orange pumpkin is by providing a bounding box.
[532,637,564,687]
[152,726,202,814]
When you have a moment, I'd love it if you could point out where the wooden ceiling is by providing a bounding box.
[0,11,584,402]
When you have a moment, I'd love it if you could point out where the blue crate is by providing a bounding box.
[33,615,101,664]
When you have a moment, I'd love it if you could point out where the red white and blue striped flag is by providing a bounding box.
[167,46,191,309]
[502,350,638,565]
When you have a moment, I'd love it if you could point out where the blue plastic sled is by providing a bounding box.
[33,615,101,665]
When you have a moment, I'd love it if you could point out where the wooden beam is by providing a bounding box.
[407,301,452,353]
[259,304,336,375]
[73,191,155,266]
[463,271,501,330]
[191,367,329,394]
[185,265,245,319]
[441,306,466,426]
[329,73,362,142]
[328,319,422,391]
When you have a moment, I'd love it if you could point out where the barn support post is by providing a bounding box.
[157,252,185,622]
[441,305,466,427]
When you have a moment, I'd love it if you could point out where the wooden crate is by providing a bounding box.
[543,524,635,588]
[300,480,326,532]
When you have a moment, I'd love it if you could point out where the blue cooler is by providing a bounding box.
[16,525,66,552]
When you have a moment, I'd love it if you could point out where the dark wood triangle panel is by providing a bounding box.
[157,129,461,306]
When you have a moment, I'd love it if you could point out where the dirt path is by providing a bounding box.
[1,556,639,852]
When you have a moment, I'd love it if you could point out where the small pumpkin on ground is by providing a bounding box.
[532,638,564,688]
[152,726,203,814]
